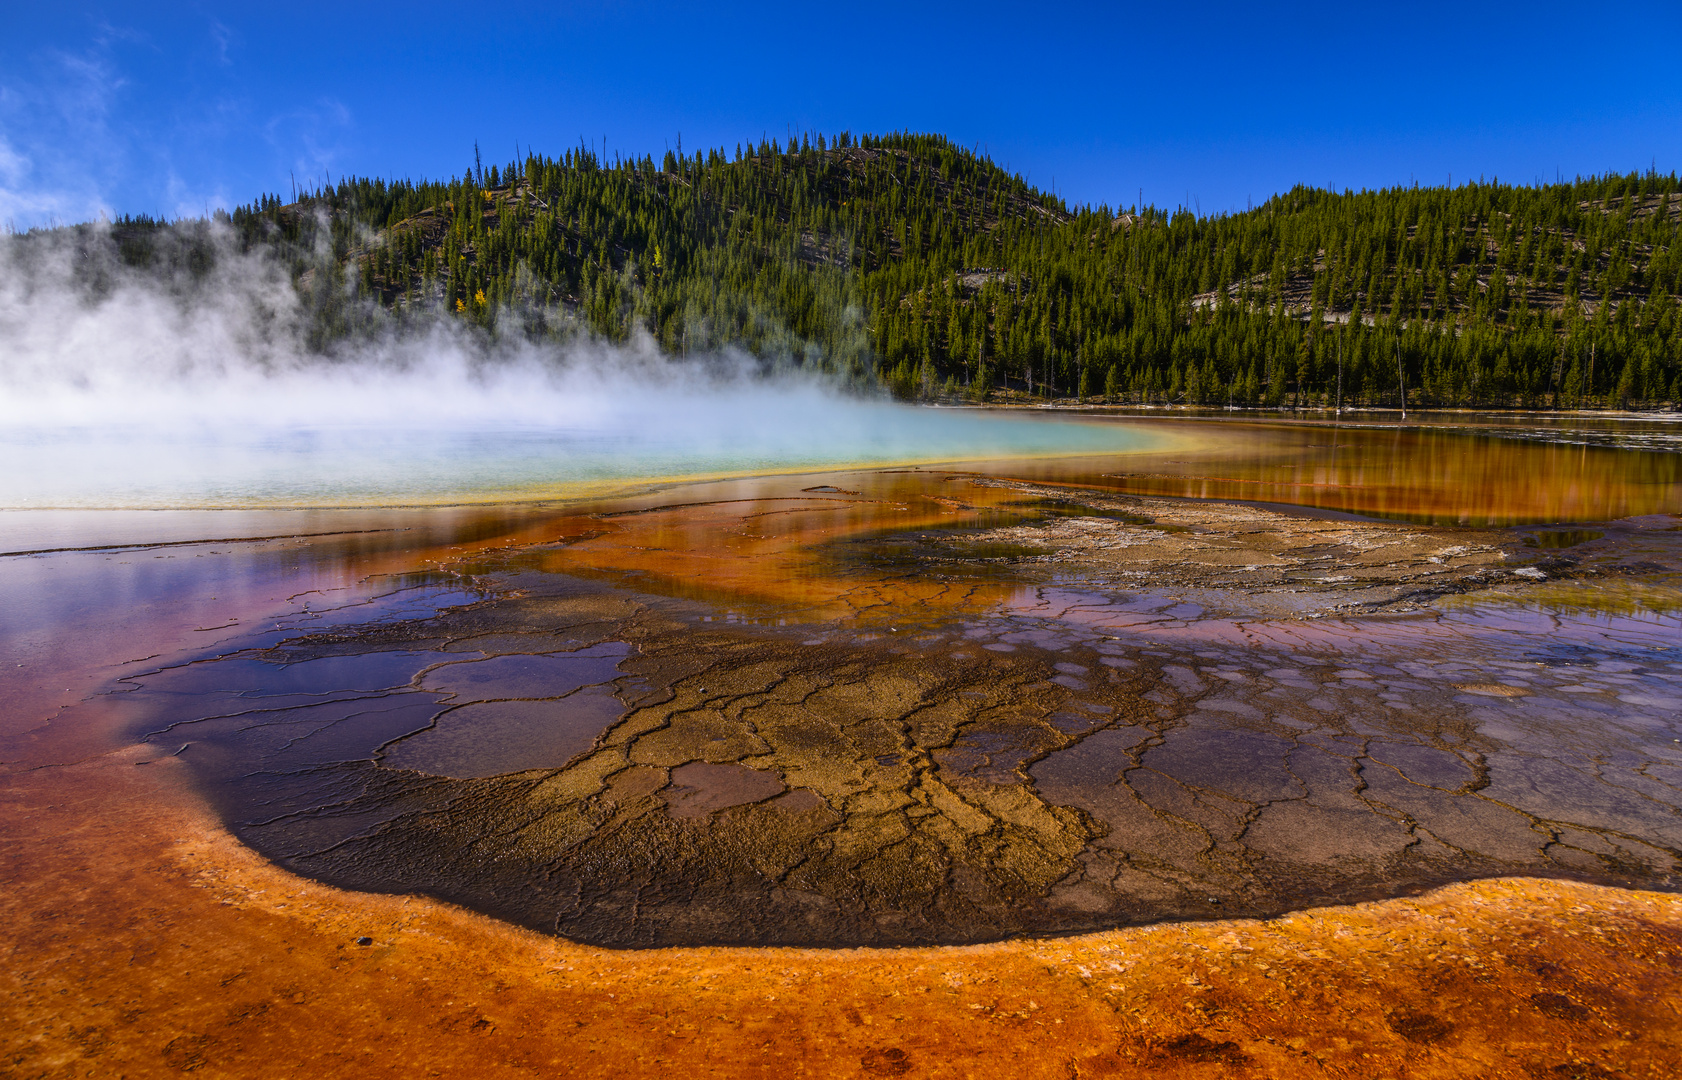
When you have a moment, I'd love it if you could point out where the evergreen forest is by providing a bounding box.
[35,132,1682,408]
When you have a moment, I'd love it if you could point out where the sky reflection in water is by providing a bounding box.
[4,411,1679,946]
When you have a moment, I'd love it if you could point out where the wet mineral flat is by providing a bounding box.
[6,412,1682,1077]
[99,469,1682,947]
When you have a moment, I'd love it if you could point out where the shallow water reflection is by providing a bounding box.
[7,413,1680,947]
[978,416,1682,525]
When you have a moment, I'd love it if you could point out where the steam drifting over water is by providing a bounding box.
[1,224,1158,508]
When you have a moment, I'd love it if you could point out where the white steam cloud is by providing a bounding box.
[1,224,1157,509]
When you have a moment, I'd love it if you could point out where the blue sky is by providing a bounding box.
[3,1,1679,228]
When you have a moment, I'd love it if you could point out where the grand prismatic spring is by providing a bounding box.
[4,403,1682,1077]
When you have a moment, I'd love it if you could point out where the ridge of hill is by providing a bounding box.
[29,132,1682,408]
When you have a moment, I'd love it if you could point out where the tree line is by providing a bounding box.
[44,132,1682,407]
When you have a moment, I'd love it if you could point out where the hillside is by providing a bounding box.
[30,132,1682,408]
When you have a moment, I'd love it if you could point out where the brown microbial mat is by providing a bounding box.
[4,416,1682,1074]
[5,747,1681,1078]
[78,467,1682,948]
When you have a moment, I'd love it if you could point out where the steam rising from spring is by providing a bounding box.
[1,222,1157,508]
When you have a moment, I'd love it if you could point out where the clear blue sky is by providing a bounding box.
[3,1,1678,229]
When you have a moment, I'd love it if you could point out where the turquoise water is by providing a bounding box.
[0,399,1171,509]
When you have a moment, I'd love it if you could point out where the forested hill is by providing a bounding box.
[55,132,1682,407]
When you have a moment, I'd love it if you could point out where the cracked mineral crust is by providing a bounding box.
[124,475,1682,946]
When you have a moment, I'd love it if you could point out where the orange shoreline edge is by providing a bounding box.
[5,742,1679,1078]
[6,435,1682,1079]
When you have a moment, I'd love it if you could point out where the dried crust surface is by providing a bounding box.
[3,747,1680,1078]
[6,472,1682,1076]
[101,478,1682,948]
